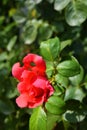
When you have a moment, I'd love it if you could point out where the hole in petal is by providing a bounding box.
[30,61,36,67]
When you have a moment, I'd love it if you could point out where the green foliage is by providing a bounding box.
[69,65,84,86]
[40,37,60,61]
[57,56,80,77]
[64,87,85,102]
[54,0,71,11]
[0,99,15,115]
[29,106,46,130]
[47,113,60,130]
[0,0,87,130]
[65,1,87,26]
[45,95,66,115]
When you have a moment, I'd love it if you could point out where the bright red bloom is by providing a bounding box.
[12,53,46,81]
[12,62,24,81]
[16,78,54,108]
[12,53,54,108]
[23,53,46,76]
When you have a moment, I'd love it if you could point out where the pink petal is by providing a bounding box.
[46,81,54,96]
[16,93,29,108]
[33,78,46,89]
[17,82,28,93]
[12,62,24,81]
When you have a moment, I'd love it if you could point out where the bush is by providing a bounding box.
[0,0,87,130]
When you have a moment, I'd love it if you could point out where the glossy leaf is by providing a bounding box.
[47,113,61,130]
[13,10,26,24]
[65,1,87,26]
[21,20,38,44]
[32,0,42,4]
[47,0,54,3]
[54,0,70,11]
[29,106,47,130]
[60,39,72,51]
[7,35,17,51]
[45,95,66,115]
[40,37,60,61]
[79,0,87,5]
[46,61,54,78]
[0,52,8,61]
[38,22,53,43]
[69,66,84,86]
[55,73,69,87]
[57,56,80,77]
[64,87,85,102]
[63,110,86,123]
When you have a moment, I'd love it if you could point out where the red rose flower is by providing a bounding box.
[16,78,54,108]
[12,53,46,81]
[23,53,46,76]
[12,53,54,108]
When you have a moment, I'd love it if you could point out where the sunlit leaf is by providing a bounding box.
[60,39,72,51]
[69,66,84,86]
[54,0,70,11]
[40,37,60,61]
[64,87,85,102]
[55,73,69,87]
[45,95,66,115]
[57,56,80,77]
[21,20,38,44]
[65,1,87,26]
[7,35,17,51]
[29,106,47,130]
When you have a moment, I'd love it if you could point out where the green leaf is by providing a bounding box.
[40,37,60,61]
[47,113,61,130]
[57,56,80,77]
[5,78,18,99]
[55,73,69,87]
[64,87,85,102]
[60,39,72,51]
[7,35,17,51]
[69,66,84,86]
[13,10,26,24]
[29,106,47,130]
[47,0,54,3]
[45,95,66,115]
[32,0,42,4]
[0,99,15,115]
[77,0,87,13]
[54,0,70,11]
[46,61,54,78]
[21,20,38,44]
[0,16,5,25]
[63,110,86,123]
[38,22,53,43]
[65,1,87,26]
[78,0,87,5]
[3,23,16,33]
[0,52,8,62]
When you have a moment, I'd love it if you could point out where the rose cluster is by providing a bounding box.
[12,53,54,108]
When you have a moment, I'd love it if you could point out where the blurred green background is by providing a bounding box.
[0,0,87,130]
